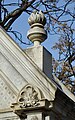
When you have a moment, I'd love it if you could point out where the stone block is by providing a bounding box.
[25,45,52,79]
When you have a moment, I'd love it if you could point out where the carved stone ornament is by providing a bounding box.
[17,84,43,108]
[31,116,38,120]
[11,85,52,119]
[28,10,46,26]
[27,11,47,46]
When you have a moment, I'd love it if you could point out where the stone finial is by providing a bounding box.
[27,11,47,46]
[28,10,46,26]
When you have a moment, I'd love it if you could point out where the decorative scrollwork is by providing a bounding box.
[17,84,43,108]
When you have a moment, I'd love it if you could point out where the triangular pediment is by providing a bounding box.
[0,26,75,120]
[1,26,75,118]
[0,26,57,112]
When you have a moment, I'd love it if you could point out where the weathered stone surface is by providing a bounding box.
[0,112,19,120]
[0,53,27,91]
[0,71,17,110]
[25,45,52,79]
[27,113,44,120]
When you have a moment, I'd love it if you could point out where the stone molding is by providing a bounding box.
[0,27,57,101]
[0,70,17,111]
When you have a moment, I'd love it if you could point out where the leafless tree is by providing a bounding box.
[0,0,75,94]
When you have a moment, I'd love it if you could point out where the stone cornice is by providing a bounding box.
[53,75,75,102]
